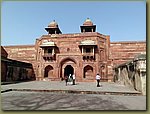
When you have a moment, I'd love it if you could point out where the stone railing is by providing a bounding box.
[82,52,94,56]
[42,53,55,60]
[113,54,146,95]
[43,53,54,57]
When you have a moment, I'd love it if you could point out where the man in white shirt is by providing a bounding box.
[72,74,76,85]
[96,73,101,87]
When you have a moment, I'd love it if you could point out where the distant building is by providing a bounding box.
[3,18,146,82]
[1,46,35,82]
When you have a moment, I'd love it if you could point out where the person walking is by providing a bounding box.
[96,73,101,87]
[72,74,76,85]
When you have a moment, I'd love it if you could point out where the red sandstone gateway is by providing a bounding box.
[3,18,146,82]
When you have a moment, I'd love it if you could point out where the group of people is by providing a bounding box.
[64,73,101,87]
[64,74,76,86]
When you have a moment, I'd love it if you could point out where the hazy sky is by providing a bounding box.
[1,1,146,46]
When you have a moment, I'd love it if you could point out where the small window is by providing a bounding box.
[86,48,91,53]
[67,48,70,52]
[48,49,52,54]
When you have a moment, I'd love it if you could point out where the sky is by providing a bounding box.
[1,1,146,46]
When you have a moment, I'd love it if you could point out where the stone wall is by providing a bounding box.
[4,59,36,82]
[3,45,37,73]
[1,46,8,81]
[2,40,146,83]
[1,61,7,81]
[3,45,36,62]
[1,45,36,82]
[113,54,146,95]
[1,46,8,58]
[108,41,146,82]
[110,41,146,66]
[35,33,108,82]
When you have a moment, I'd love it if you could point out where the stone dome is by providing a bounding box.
[48,20,58,28]
[83,18,93,26]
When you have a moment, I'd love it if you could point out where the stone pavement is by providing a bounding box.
[1,91,146,110]
[1,81,141,95]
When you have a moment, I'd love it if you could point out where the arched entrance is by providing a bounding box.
[44,65,54,78]
[64,65,74,77]
[60,57,77,79]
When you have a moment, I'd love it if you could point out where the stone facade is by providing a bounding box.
[1,46,35,82]
[1,46,8,81]
[113,54,146,95]
[35,32,109,82]
[2,18,146,82]
[110,41,146,65]
[109,41,146,81]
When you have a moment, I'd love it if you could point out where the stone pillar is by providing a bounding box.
[82,47,83,55]
[52,48,54,55]
[93,47,94,56]
[118,68,121,81]
[41,67,44,81]
[37,65,42,81]
[76,63,82,82]
[62,67,65,78]
[83,29,85,33]
[135,60,146,95]
[140,71,146,95]
[36,65,39,81]
[94,65,97,80]
[57,65,60,79]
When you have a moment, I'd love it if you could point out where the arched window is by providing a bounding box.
[44,65,54,78]
[83,65,93,78]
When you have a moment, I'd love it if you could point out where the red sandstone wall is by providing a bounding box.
[106,41,146,82]
[2,39,146,82]
[35,33,105,81]
[3,45,36,62]
[1,62,7,81]
[3,45,37,72]
[1,46,8,81]
[1,46,8,58]
[109,41,146,66]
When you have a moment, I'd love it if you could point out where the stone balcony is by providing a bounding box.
[43,53,55,60]
[82,53,94,59]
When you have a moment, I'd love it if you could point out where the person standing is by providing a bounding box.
[68,74,73,85]
[96,73,101,87]
[72,74,76,85]
[64,75,68,86]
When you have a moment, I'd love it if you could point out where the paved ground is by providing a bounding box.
[1,81,141,94]
[1,91,146,110]
[1,81,146,110]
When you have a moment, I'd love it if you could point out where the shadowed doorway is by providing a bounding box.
[44,65,54,78]
[64,65,74,77]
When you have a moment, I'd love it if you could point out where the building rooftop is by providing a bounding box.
[134,54,146,61]
[48,20,58,28]
[83,18,94,26]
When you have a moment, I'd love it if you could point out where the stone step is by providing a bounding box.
[4,88,142,96]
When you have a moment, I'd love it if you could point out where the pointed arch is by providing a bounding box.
[60,57,77,65]
[83,65,93,78]
[59,57,77,79]
[44,65,54,78]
